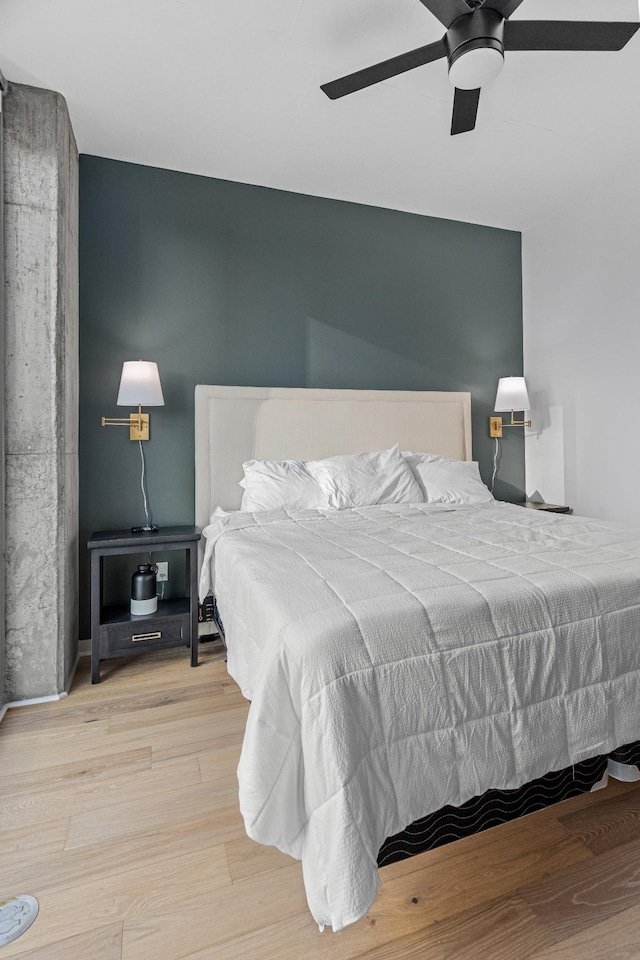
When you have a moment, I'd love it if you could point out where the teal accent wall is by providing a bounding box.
[79,155,524,635]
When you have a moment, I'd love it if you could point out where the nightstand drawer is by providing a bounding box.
[106,617,186,653]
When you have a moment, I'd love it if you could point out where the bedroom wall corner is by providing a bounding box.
[522,160,640,522]
[3,83,79,700]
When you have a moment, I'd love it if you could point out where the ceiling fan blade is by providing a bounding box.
[416,0,473,29]
[484,0,526,18]
[321,39,446,100]
[504,20,640,52]
[451,87,480,135]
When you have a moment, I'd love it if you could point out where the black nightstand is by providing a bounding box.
[519,502,572,514]
[87,525,201,683]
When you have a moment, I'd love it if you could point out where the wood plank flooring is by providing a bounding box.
[2,644,640,959]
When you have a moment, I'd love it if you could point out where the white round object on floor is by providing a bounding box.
[0,895,39,946]
[608,758,640,782]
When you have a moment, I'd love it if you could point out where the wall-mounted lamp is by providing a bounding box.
[102,360,164,532]
[102,360,164,440]
[489,376,531,438]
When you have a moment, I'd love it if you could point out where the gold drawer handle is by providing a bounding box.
[131,631,162,642]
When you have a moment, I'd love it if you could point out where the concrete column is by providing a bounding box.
[3,83,79,700]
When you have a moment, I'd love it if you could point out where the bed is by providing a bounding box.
[195,385,640,931]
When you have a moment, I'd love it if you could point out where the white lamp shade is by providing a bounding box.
[116,361,164,407]
[494,376,530,412]
[448,47,504,90]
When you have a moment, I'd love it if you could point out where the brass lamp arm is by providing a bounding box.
[489,409,532,437]
[505,409,532,428]
[102,417,139,426]
[101,406,149,440]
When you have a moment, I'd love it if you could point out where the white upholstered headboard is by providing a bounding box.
[194,385,472,529]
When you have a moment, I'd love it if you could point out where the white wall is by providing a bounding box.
[522,159,640,522]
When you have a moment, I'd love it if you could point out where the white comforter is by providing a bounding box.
[199,501,640,931]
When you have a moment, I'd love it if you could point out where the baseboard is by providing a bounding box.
[9,692,68,707]
[0,689,68,725]
[0,666,78,726]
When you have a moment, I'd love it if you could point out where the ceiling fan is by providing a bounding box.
[320,0,640,135]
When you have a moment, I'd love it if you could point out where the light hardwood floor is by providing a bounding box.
[2,644,640,959]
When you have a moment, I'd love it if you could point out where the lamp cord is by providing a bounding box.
[491,436,500,494]
[138,440,153,529]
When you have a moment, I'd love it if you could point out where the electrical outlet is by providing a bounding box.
[156,561,169,582]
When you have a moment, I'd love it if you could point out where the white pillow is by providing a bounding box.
[240,459,328,512]
[414,458,493,505]
[401,450,444,499]
[401,450,444,466]
[307,445,424,509]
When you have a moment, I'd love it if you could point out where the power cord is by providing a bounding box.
[137,440,158,531]
[490,436,500,494]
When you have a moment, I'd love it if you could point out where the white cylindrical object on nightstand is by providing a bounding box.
[130,595,158,616]
[131,563,158,616]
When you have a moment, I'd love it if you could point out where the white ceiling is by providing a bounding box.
[0,0,638,230]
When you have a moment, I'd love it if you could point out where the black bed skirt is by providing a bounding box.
[378,754,607,868]
[212,596,226,641]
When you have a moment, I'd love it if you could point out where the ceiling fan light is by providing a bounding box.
[448,45,504,89]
